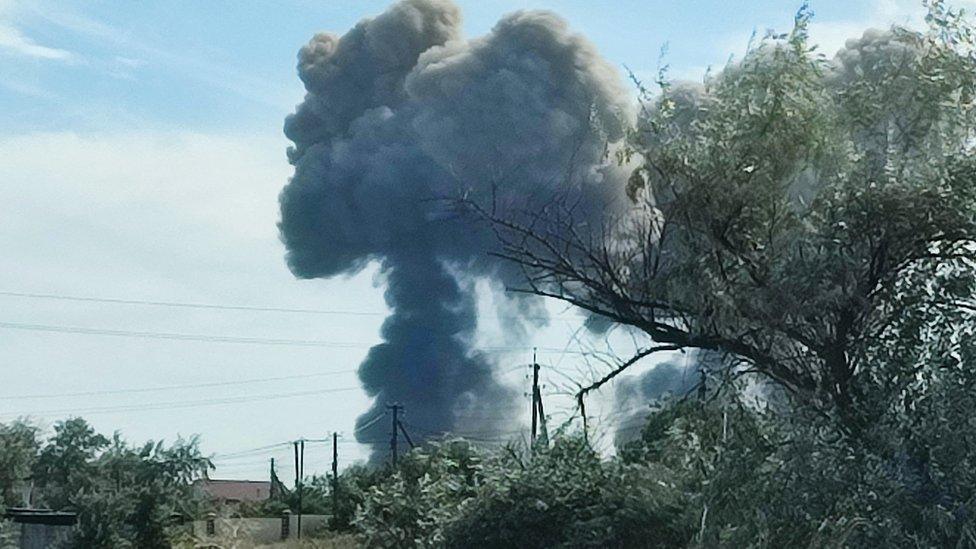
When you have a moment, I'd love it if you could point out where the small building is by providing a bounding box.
[4,508,77,549]
[193,479,272,505]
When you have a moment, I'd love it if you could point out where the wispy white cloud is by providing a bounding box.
[0,76,57,99]
[0,22,72,60]
[114,55,145,69]
[26,6,295,109]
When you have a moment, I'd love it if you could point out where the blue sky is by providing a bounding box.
[0,0,948,480]
[0,0,927,134]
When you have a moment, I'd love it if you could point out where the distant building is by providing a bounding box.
[4,508,77,549]
[193,479,272,505]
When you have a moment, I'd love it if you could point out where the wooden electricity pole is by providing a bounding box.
[388,404,401,467]
[293,439,304,539]
[397,420,416,449]
[270,457,276,498]
[331,431,339,519]
[293,441,299,488]
[531,350,540,445]
[530,349,549,448]
[578,393,588,445]
[535,380,548,443]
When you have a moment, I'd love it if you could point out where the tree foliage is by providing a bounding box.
[480,1,976,436]
[432,2,976,546]
[4,4,976,548]
[351,438,694,548]
[0,417,209,548]
[0,420,39,508]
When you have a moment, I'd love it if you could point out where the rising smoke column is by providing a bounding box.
[279,0,632,460]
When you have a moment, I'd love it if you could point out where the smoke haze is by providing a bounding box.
[278,0,632,460]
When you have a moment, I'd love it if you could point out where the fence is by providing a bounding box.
[187,512,330,544]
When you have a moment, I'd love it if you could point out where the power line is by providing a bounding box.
[0,290,584,322]
[353,412,387,434]
[0,321,372,348]
[0,290,386,316]
[213,441,295,460]
[0,320,589,354]
[210,413,540,467]
[0,369,359,400]
[296,414,385,444]
[211,406,657,467]
[212,452,294,464]
[0,386,360,418]
[398,420,526,439]
[211,457,283,467]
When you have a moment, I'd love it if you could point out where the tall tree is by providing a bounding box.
[34,418,109,509]
[0,420,39,508]
[476,2,976,434]
[10,417,210,548]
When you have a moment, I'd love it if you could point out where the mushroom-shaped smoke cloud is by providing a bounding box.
[279,0,632,460]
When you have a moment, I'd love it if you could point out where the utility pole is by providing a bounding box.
[578,393,588,445]
[397,420,416,449]
[270,457,276,498]
[293,440,304,539]
[293,441,299,489]
[300,439,304,539]
[535,380,548,443]
[331,432,338,521]
[292,441,299,537]
[531,349,540,445]
[530,349,549,447]
[388,404,401,468]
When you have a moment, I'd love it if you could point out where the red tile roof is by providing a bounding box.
[194,479,271,503]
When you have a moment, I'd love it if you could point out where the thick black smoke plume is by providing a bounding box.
[279,0,632,460]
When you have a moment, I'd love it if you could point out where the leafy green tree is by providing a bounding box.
[355,439,483,547]
[256,473,332,517]
[442,437,694,549]
[34,418,109,510]
[480,1,976,436]
[0,420,40,508]
[330,464,390,531]
[62,432,209,549]
[613,350,976,548]
[349,437,693,548]
[464,3,976,546]
[0,417,209,549]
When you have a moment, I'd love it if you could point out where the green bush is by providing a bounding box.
[442,437,694,548]
[354,439,483,547]
[350,436,694,548]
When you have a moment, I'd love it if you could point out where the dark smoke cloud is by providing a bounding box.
[279,0,632,460]
[615,359,698,405]
[611,351,721,449]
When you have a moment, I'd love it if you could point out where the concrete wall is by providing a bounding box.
[190,515,329,544]
[18,523,72,549]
